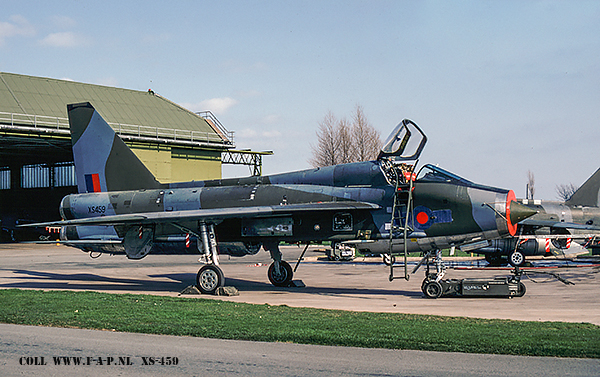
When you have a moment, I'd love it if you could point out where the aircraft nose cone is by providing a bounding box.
[509,201,537,224]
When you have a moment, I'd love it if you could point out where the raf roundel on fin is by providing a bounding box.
[84,173,102,193]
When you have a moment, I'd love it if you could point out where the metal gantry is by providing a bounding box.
[221,149,274,176]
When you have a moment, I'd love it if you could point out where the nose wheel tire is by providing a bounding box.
[268,260,293,287]
[508,250,525,267]
[196,265,225,294]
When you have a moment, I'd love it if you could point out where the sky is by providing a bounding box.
[1,0,599,199]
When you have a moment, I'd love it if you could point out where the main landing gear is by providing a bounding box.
[263,240,294,287]
[193,224,295,294]
[195,222,225,294]
[196,265,225,295]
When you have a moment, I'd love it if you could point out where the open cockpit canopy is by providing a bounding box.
[377,119,427,162]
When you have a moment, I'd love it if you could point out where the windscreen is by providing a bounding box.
[416,164,473,185]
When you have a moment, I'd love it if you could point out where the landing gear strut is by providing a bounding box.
[194,222,225,294]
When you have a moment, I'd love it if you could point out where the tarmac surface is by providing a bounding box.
[2,323,599,377]
[1,243,599,376]
[1,243,599,325]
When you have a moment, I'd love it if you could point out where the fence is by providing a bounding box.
[0,111,233,146]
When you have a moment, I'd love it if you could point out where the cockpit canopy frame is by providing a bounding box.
[377,119,427,162]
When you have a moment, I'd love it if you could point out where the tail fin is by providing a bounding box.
[565,167,600,207]
[68,102,164,193]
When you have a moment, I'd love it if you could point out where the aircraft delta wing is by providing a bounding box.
[42,202,380,228]
[21,102,536,295]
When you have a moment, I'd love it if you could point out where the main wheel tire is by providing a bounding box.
[508,251,525,267]
[268,260,293,287]
[196,265,225,294]
[423,280,443,299]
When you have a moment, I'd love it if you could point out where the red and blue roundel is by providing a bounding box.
[412,205,453,230]
[84,173,102,193]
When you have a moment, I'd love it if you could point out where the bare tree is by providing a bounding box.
[556,183,577,202]
[526,170,535,200]
[309,111,339,167]
[351,105,382,162]
[310,106,382,168]
[337,117,353,164]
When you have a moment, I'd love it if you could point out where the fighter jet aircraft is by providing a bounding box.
[22,102,535,294]
[469,168,600,266]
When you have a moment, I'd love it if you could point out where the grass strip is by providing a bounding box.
[1,289,598,358]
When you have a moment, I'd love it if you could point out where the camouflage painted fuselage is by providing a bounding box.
[60,161,522,258]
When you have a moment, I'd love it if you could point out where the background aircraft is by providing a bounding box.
[469,168,600,266]
[23,102,534,294]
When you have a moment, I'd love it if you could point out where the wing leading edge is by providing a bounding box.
[20,201,381,228]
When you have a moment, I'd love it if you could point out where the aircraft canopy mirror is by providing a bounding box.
[377,119,427,161]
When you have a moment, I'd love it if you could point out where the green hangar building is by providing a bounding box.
[0,72,267,240]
